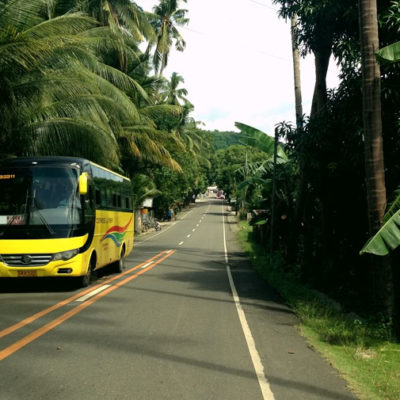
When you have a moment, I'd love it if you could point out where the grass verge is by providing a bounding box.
[237,220,400,400]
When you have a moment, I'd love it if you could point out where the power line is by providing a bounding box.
[247,0,278,11]
[180,25,205,35]
[258,51,290,61]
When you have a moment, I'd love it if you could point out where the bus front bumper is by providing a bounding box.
[0,253,88,278]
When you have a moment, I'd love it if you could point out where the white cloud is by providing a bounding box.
[136,0,340,134]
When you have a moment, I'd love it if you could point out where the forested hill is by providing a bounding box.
[206,130,241,150]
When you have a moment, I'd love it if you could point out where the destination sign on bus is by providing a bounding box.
[0,174,15,180]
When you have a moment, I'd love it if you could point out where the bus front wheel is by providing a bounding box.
[114,247,126,273]
[79,256,95,287]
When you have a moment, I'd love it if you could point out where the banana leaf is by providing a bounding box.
[235,121,288,161]
[360,209,400,256]
[376,41,400,63]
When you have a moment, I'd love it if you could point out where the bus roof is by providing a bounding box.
[0,156,130,182]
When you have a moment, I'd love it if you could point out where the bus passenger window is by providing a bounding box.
[112,193,117,208]
[106,189,112,208]
[101,189,107,207]
[117,195,121,208]
[125,197,130,209]
[95,189,101,206]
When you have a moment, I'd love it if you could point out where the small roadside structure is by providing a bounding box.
[135,197,154,233]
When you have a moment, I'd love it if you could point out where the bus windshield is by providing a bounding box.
[0,166,82,239]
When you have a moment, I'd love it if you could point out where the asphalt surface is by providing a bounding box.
[0,198,358,399]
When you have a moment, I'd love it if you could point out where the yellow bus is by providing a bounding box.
[0,157,134,286]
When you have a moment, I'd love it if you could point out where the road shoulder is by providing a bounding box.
[224,205,358,400]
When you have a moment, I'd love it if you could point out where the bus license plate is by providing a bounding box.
[18,270,37,277]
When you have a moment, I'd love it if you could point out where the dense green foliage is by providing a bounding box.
[0,0,211,218]
[211,1,400,337]
[207,130,241,150]
[238,220,400,400]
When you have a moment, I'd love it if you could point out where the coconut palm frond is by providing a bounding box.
[197,154,212,169]
[91,62,149,101]
[21,13,98,39]
[28,118,119,166]
[140,104,182,120]
[0,37,57,71]
[0,0,44,32]
[124,128,181,172]
[77,67,141,121]
[131,173,160,207]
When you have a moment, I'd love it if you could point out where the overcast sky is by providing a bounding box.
[136,0,340,134]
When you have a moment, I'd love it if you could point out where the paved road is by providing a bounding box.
[0,199,357,399]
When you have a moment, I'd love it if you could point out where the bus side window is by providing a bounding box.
[101,189,107,207]
[85,186,94,210]
[125,197,130,210]
[112,193,117,208]
[117,194,121,208]
[107,189,113,208]
[95,189,101,206]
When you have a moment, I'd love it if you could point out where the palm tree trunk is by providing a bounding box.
[310,45,331,118]
[291,14,303,129]
[359,0,386,231]
[270,127,279,255]
[359,0,393,320]
[286,14,305,266]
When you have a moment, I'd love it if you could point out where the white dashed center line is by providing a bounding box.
[76,285,111,302]
[141,261,154,269]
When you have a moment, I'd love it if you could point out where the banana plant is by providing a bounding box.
[376,41,400,63]
[235,122,288,163]
[360,37,400,255]
[360,189,400,256]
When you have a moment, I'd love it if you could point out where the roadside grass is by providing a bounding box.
[237,220,400,400]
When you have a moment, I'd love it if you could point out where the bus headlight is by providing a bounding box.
[53,249,79,261]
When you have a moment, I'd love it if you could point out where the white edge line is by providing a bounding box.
[76,284,111,302]
[222,204,275,400]
[179,241,184,246]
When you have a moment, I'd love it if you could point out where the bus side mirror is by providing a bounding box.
[79,173,88,195]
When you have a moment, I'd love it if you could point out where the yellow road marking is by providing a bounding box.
[0,250,175,362]
[0,250,170,340]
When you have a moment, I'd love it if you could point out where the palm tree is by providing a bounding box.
[159,72,191,105]
[0,0,108,158]
[359,0,393,319]
[74,0,155,42]
[148,0,189,76]
[360,0,386,233]
[0,0,181,171]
